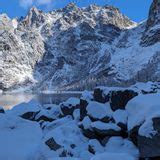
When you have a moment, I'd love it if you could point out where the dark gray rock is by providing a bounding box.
[129,125,140,146]
[92,127,121,137]
[79,99,88,120]
[45,137,62,151]
[138,118,160,158]
[93,88,109,103]
[21,112,38,121]
[109,90,138,111]
[79,124,98,139]
[0,107,5,113]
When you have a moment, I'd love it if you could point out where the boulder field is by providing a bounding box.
[0,82,160,160]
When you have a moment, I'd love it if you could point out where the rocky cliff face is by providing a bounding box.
[0,1,160,91]
[141,0,160,46]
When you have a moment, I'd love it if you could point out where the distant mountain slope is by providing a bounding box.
[0,0,160,91]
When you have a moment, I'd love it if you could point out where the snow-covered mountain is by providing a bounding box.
[1,0,160,91]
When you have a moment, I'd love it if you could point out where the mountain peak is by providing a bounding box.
[63,3,79,12]
[21,6,45,27]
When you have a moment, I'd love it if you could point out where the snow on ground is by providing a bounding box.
[105,137,139,158]
[91,153,136,160]
[0,113,42,160]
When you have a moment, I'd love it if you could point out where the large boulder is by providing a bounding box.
[113,109,128,134]
[60,98,80,116]
[91,121,121,137]
[86,101,113,122]
[126,93,160,157]
[126,93,160,131]
[79,99,88,120]
[138,117,160,158]
[93,88,109,103]
[109,90,138,111]
[88,139,104,154]
[79,116,98,139]
[93,87,138,111]
[6,99,41,121]
[35,104,61,122]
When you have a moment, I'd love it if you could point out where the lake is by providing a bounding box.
[0,92,82,110]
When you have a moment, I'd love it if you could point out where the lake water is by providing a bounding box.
[0,92,81,110]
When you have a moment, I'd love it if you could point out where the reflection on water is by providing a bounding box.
[0,93,81,110]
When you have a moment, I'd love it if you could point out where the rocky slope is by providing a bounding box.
[0,0,160,91]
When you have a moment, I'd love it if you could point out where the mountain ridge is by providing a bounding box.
[0,1,160,91]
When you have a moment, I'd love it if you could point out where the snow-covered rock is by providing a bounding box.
[6,99,41,120]
[35,104,61,122]
[0,113,42,160]
[81,90,93,101]
[91,121,121,137]
[79,116,97,139]
[126,93,160,131]
[86,101,113,121]
[113,110,128,131]
[44,120,89,158]
[60,98,80,116]
[138,117,160,158]
[113,110,128,125]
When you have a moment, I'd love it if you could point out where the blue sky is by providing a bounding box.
[0,0,152,22]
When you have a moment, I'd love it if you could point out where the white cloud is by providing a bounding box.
[19,0,53,8]
[37,0,52,5]
[20,0,34,8]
